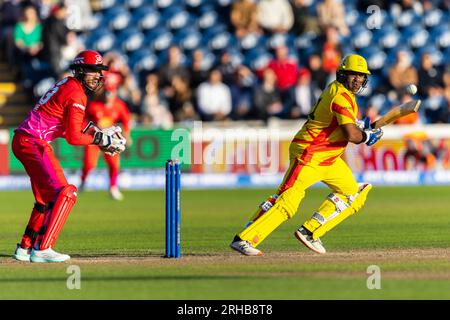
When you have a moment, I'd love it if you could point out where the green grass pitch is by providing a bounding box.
[0,185,450,300]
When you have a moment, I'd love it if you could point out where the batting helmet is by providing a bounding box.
[70,50,109,71]
[338,54,371,75]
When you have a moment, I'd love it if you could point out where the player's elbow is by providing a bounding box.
[341,124,363,144]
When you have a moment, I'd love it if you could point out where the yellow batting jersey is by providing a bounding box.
[291,80,358,166]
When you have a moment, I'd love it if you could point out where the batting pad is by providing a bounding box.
[238,188,303,247]
[40,184,78,250]
[311,183,372,239]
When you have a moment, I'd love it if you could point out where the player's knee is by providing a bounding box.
[276,188,304,219]
[348,183,372,212]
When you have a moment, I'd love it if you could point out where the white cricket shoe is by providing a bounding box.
[109,186,124,201]
[294,227,326,254]
[13,244,30,262]
[230,240,263,256]
[30,248,71,263]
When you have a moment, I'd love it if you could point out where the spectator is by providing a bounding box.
[60,30,85,73]
[321,26,342,76]
[307,53,329,92]
[168,75,199,122]
[290,0,320,36]
[253,68,283,121]
[196,69,232,121]
[229,65,256,120]
[292,68,315,119]
[158,45,190,100]
[189,49,210,91]
[13,4,43,88]
[257,0,294,34]
[423,87,448,124]
[1,0,26,67]
[267,45,299,117]
[317,0,349,36]
[103,51,142,115]
[41,2,70,78]
[216,50,239,86]
[388,49,418,93]
[140,73,173,129]
[418,52,443,98]
[230,0,261,38]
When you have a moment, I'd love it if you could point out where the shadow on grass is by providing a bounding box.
[0,274,251,283]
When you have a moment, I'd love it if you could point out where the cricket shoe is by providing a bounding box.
[109,186,124,201]
[13,244,31,262]
[230,240,263,256]
[30,248,71,263]
[294,227,326,254]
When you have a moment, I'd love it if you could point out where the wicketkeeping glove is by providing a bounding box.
[363,128,383,146]
[93,127,127,156]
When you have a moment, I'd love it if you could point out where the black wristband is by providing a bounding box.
[93,131,103,145]
[360,131,368,144]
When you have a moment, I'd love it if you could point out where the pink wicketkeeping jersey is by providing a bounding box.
[16,77,92,145]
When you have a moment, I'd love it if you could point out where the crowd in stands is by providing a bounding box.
[1,0,449,128]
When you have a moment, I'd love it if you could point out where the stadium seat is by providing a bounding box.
[85,28,116,53]
[402,25,429,49]
[102,7,132,32]
[161,6,193,31]
[394,9,421,28]
[144,27,174,52]
[423,8,444,28]
[359,47,387,71]
[133,6,160,32]
[375,26,401,50]
[185,0,206,11]
[115,28,145,53]
[128,48,159,74]
[238,33,267,52]
[154,0,183,11]
[173,28,202,51]
[244,48,272,71]
[351,26,373,50]
[416,45,445,67]
[345,9,359,28]
[207,31,237,52]
[196,6,219,30]
[187,47,216,70]
[267,33,295,50]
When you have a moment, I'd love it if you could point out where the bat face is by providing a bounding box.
[370,99,421,129]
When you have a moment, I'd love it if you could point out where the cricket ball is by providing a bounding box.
[406,84,417,95]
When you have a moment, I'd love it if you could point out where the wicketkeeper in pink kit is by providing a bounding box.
[12,50,127,263]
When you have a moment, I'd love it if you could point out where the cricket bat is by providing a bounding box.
[370,99,421,129]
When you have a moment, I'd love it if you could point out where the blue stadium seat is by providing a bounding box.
[153,0,184,11]
[102,7,132,32]
[144,27,174,52]
[133,6,160,32]
[394,9,422,29]
[359,47,387,71]
[128,48,159,74]
[115,28,145,53]
[423,8,445,28]
[402,25,430,49]
[244,48,272,71]
[207,31,237,52]
[345,9,360,29]
[267,33,295,50]
[238,33,267,52]
[85,28,116,53]
[97,0,116,10]
[173,28,203,51]
[374,26,401,50]
[161,6,193,31]
[185,0,206,10]
[84,12,103,31]
[351,26,373,50]
[196,6,219,30]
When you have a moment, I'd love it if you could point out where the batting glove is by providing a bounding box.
[363,128,383,146]
[356,117,371,130]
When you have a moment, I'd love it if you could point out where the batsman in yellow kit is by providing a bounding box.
[230,54,384,256]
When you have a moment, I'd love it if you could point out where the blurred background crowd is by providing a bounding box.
[1,0,449,128]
